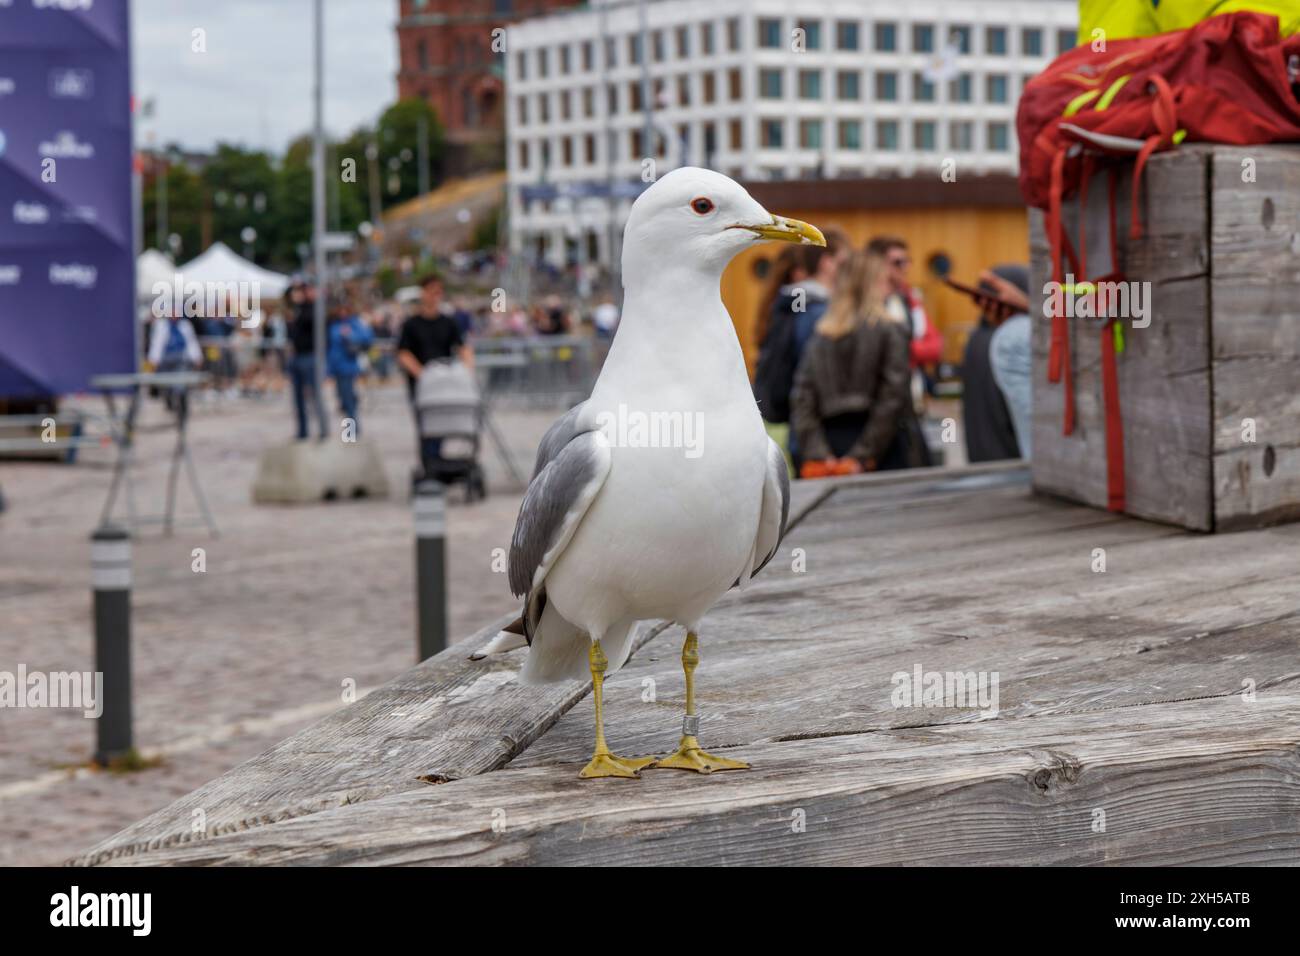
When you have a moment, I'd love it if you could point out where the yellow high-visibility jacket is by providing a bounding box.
[1078,1,1300,45]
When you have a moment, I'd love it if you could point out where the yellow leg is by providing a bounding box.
[651,631,749,774]
[579,640,658,779]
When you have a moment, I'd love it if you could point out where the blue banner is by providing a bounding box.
[0,0,133,399]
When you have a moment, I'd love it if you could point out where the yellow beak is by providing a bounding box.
[731,215,826,247]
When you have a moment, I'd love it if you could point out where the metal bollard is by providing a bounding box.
[413,480,447,661]
[91,525,132,764]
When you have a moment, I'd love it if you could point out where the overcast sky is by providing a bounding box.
[132,0,398,155]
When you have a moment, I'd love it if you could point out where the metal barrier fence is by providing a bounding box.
[473,335,606,409]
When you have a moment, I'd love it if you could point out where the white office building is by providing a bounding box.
[505,0,1078,266]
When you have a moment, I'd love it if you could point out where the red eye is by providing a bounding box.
[690,197,715,215]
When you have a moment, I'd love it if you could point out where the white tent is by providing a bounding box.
[177,242,290,299]
[136,249,178,300]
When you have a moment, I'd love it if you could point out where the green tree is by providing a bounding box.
[374,98,445,209]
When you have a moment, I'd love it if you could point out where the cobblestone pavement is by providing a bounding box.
[0,382,555,865]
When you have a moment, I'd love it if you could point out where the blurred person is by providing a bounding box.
[790,249,920,477]
[952,265,1027,461]
[288,282,327,441]
[592,294,620,339]
[145,308,202,413]
[753,227,849,432]
[327,297,375,436]
[397,274,473,405]
[867,236,944,405]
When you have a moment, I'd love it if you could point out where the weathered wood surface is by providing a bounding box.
[1031,143,1300,533]
[1208,146,1300,531]
[1030,147,1214,531]
[74,465,1300,865]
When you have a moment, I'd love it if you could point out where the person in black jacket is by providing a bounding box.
[287,282,327,440]
[958,265,1028,462]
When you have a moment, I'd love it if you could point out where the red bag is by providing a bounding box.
[1016,12,1300,512]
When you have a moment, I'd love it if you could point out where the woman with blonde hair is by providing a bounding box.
[790,249,919,477]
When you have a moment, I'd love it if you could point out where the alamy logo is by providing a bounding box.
[0,666,103,718]
[1042,274,1151,328]
[890,663,999,715]
[595,403,704,459]
[50,886,151,936]
[152,273,260,321]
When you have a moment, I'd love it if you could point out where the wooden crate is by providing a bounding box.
[1030,144,1300,532]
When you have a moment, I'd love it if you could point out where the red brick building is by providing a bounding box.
[396,0,574,169]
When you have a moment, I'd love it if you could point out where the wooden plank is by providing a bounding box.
[1208,145,1300,530]
[72,610,672,865]
[78,692,1300,866]
[1030,148,1214,530]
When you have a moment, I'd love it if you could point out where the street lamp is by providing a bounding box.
[240,226,257,260]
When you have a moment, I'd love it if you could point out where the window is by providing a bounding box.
[949,26,971,54]
[1022,28,1043,57]
[986,27,1007,55]
[797,19,821,50]
[540,139,551,169]
[874,22,896,52]
[729,118,743,150]
[703,122,717,160]
[539,92,550,122]
[912,73,935,102]
[912,24,933,53]
[798,69,821,100]
[836,20,859,50]
[758,18,782,49]
[836,70,860,100]
[986,74,1008,104]
[677,74,691,107]
[628,35,641,65]
[560,90,571,120]
[584,134,596,164]
[538,48,549,77]
[728,68,743,100]
[561,137,573,166]
[701,22,715,55]
[583,87,594,117]
[876,120,899,150]
[518,140,529,169]
[607,84,617,114]
[759,68,783,99]
[676,26,690,58]
[837,119,861,149]
[559,45,570,74]
[949,120,973,151]
[629,81,642,111]
[727,17,740,51]
[799,119,822,149]
[949,72,972,102]
[516,51,527,80]
[652,29,665,62]
[604,36,616,68]
[1057,29,1076,54]
[516,95,528,125]
[582,41,593,71]
[875,71,898,102]
[760,118,784,148]
[703,71,716,104]
[988,122,1010,152]
[913,121,936,151]
[630,129,643,159]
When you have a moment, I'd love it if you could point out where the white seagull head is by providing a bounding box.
[621,167,825,282]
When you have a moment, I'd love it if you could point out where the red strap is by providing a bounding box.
[1077,154,1096,279]
[1130,75,1178,240]
[1100,320,1126,512]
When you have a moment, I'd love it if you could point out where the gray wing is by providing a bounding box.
[529,401,589,479]
[748,437,791,580]
[508,420,611,600]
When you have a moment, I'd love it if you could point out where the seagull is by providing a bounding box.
[476,167,824,778]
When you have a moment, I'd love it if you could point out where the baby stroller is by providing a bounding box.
[413,359,487,502]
